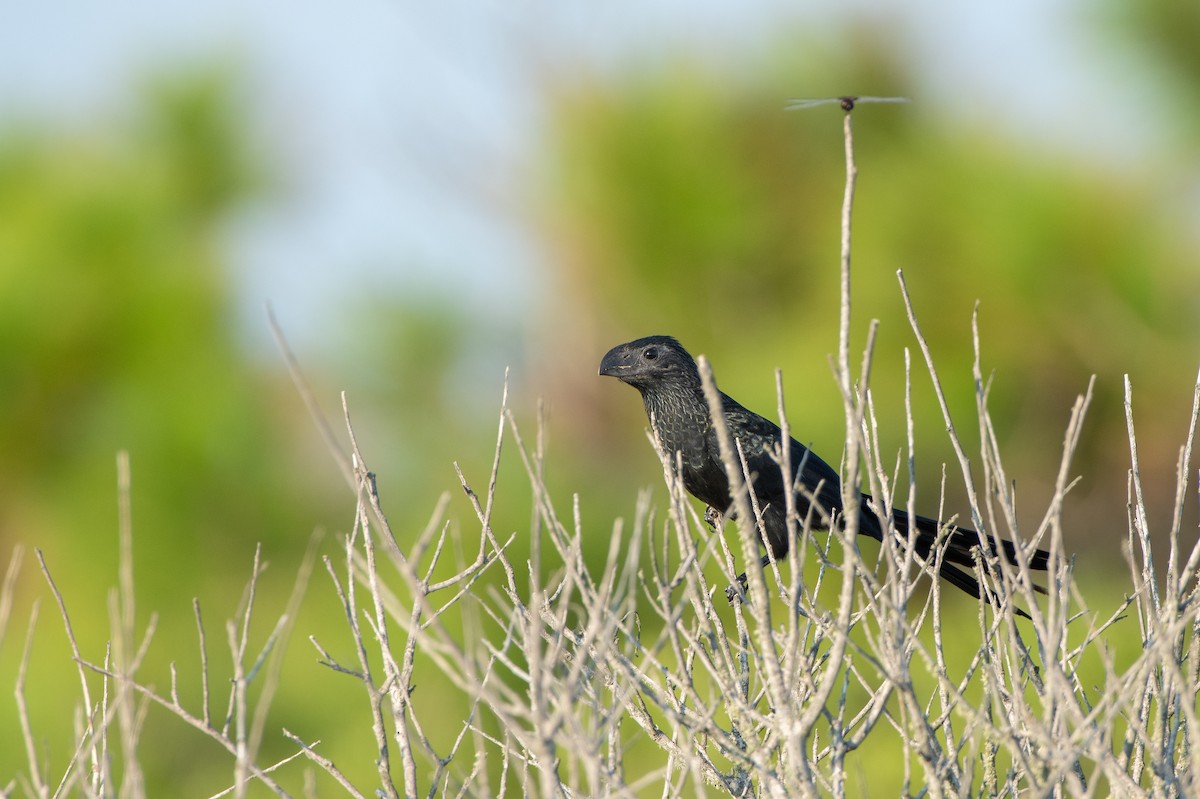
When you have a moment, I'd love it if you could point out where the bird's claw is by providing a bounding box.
[724,573,749,606]
[704,506,723,529]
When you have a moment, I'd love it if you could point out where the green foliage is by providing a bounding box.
[1104,0,1200,130]
[0,68,346,792]
[0,68,297,574]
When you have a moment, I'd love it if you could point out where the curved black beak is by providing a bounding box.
[598,346,631,378]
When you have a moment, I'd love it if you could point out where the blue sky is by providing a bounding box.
[0,0,1172,351]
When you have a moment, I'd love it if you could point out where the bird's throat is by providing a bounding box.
[642,383,711,462]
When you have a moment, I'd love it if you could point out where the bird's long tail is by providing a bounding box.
[888,507,1050,615]
[727,501,1051,614]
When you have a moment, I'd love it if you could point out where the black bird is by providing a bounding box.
[599,335,1049,610]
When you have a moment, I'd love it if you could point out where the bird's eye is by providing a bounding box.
[643,347,658,360]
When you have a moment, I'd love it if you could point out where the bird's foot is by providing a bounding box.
[704,506,723,529]
[724,573,749,606]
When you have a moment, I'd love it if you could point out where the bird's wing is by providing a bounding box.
[786,437,845,529]
[707,393,847,531]
[715,394,784,486]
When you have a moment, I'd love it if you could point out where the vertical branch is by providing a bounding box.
[1166,365,1200,597]
[0,544,23,651]
[194,599,211,727]
[796,105,866,790]
[837,111,857,396]
[116,451,135,646]
[114,450,143,799]
[1124,376,1160,613]
[835,108,864,538]
[15,600,46,797]
[341,397,405,799]
[37,550,101,788]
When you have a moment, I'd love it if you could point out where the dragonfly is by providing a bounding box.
[785,96,911,112]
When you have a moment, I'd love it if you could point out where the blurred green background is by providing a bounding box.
[1,4,1198,796]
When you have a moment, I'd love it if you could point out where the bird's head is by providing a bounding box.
[598,336,700,392]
